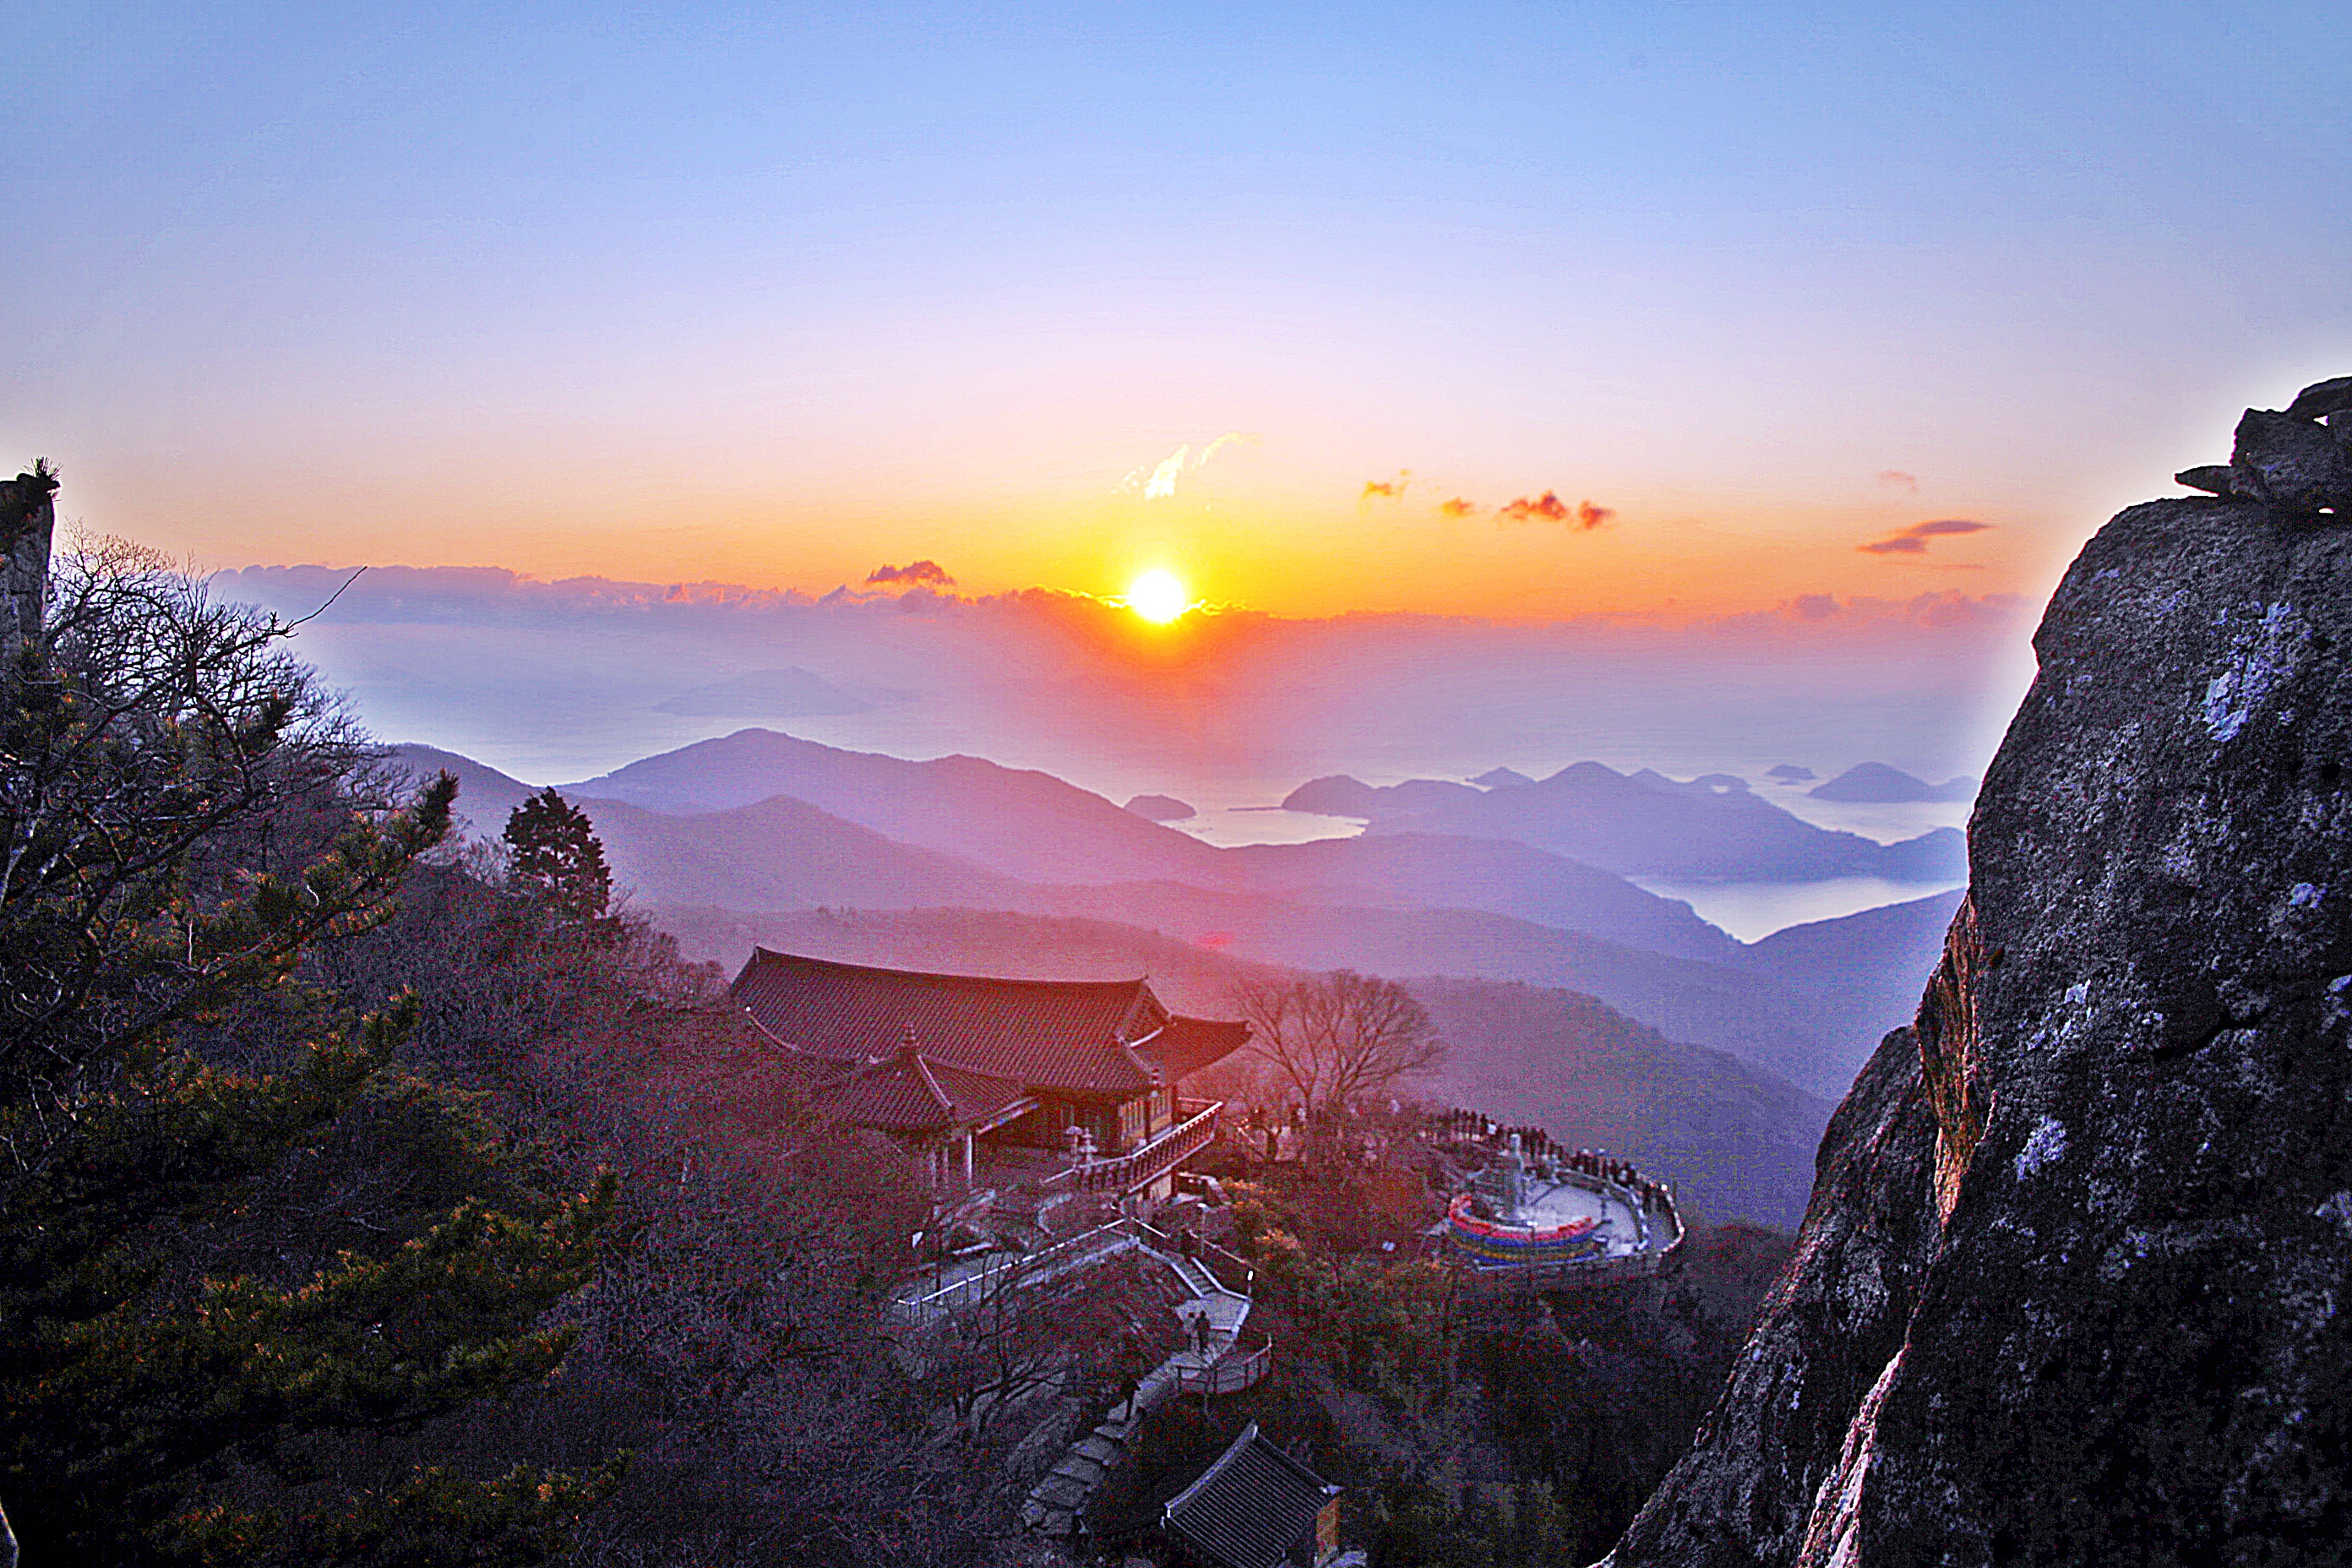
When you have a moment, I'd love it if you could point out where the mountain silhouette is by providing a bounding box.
[560,727,1229,885]
[1302,760,1967,882]
[391,738,1937,1094]
[1807,760,1978,803]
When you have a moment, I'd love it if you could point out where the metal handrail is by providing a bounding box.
[1173,1335,1272,1395]
[1195,1238,1256,1296]
[893,1212,1200,1319]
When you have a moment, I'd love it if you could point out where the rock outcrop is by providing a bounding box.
[1605,381,2352,1566]
[1,462,57,664]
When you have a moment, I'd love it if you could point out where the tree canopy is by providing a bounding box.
[503,789,612,928]
[0,493,617,1565]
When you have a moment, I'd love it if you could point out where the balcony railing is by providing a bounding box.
[1043,1099,1222,1196]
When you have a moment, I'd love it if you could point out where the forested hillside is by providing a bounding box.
[6,489,1813,1567]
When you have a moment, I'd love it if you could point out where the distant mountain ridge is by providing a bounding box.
[559,727,1231,887]
[1289,760,1966,883]
[389,734,1953,1096]
[1807,760,1978,803]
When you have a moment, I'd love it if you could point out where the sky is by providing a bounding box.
[215,560,2032,808]
[7,2,2349,624]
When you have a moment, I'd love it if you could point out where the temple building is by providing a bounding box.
[730,949,1250,1206]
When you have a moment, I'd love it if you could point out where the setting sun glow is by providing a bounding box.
[1124,569,1191,624]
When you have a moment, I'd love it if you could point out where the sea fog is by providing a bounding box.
[215,563,2020,939]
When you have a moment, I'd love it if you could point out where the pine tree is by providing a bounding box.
[0,482,620,1564]
[503,789,613,928]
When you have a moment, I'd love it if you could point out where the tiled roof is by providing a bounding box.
[1142,1015,1252,1081]
[732,950,1175,1095]
[814,1042,1036,1133]
[1163,1423,1339,1568]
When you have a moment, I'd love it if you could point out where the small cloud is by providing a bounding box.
[1791,593,1839,622]
[1359,471,1411,507]
[1144,445,1190,501]
[1440,497,1478,518]
[1498,492,1613,530]
[1878,470,1920,493]
[1121,432,1262,500]
[1859,517,1990,556]
[866,559,955,586]
[1499,491,1570,523]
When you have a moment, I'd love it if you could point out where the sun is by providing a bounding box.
[1124,568,1191,624]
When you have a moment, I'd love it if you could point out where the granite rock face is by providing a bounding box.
[2175,376,2352,512]
[1607,407,2352,1565]
[0,465,57,662]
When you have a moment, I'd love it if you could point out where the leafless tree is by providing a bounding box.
[1231,969,1447,1121]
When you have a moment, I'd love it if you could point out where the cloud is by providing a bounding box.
[1440,497,1478,518]
[1859,518,1990,556]
[1123,432,1262,500]
[866,559,955,586]
[1498,492,1613,530]
[1877,470,1920,493]
[1143,446,1190,501]
[1754,589,2031,631]
[1359,471,1411,506]
[1500,491,1570,523]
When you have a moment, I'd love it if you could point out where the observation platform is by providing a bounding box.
[1438,1131,1684,1291]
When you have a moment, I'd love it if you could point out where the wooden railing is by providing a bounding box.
[1043,1099,1222,1196]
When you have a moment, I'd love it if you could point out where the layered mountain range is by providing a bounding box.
[1282,764,1967,881]
[394,727,1963,1226]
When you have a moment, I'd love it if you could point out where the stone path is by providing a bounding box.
[1018,1244,1255,1538]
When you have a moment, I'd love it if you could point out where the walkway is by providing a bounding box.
[1018,1239,1261,1538]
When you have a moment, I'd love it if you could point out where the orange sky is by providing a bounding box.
[63,430,2107,624]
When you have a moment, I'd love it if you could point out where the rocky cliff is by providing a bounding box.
[1,462,57,664]
[1604,380,2352,1566]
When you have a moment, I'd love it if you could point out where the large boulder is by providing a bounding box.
[1606,402,2352,1565]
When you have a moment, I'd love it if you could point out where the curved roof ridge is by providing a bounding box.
[732,950,1243,1096]
[745,946,1147,995]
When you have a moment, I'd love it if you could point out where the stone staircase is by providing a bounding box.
[1019,1241,1257,1538]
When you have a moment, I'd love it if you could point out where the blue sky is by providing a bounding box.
[5,2,2347,618]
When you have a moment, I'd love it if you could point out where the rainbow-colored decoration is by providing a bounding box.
[1445,1193,1604,1268]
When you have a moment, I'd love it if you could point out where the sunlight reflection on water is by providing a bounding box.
[1630,876,1964,943]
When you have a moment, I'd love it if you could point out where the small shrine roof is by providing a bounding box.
[1162,1423,1339,1568]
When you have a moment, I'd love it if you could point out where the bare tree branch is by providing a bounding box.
[1230,969,1446,1121]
